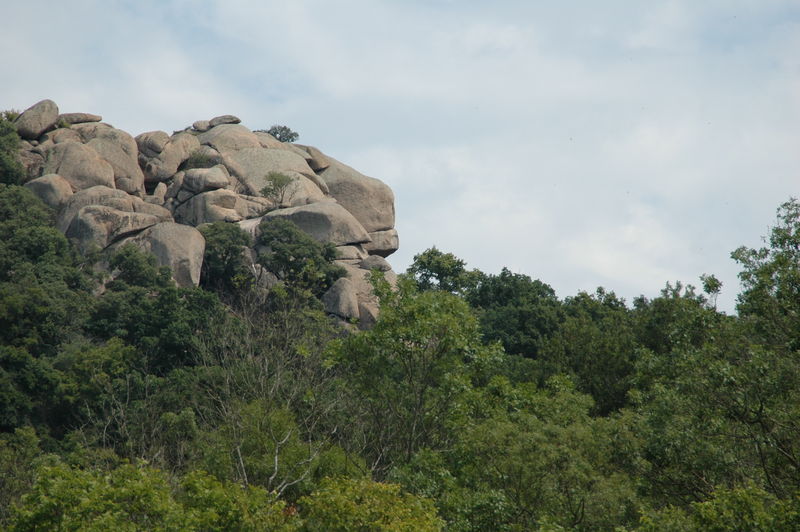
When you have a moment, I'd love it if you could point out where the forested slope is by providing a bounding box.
[2,112,800,530]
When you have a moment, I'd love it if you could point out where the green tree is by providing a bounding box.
[0,115,25,185]
[329,278,503,476]
[262,124,300,143]
[467,268,563,359]
[732,198,800,352]
[261,171,298,208]
[537,288,637,414]
[299,476,443,532]
[257,218,344,298]
[407,247,481,294]
[198,221,253,296]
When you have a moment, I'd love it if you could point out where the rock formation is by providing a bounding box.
[14,99,399,329]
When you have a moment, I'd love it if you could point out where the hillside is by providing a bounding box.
[1,101,800,530]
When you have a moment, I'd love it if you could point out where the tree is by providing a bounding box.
[261,171,298,208]
[407,247,481,294]
[538,288,637,414]
[467,268,563,359]
[262,125,299,143]
[329,278,503,476]
[0,115,25,185]
[7,462,300,531]
[732,198,800,352]
[257,218,344,298]
[299,477,443,531]
[198,221,254,296]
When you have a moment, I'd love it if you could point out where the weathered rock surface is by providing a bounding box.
[363,229,399,258]
[141,132,200,182]
[323,278,360,320]
[264,201,371,246]
[41,142,115,191]
[198,124,261,153]
[58,112,102,125]
[66,205,160,252]
[175,189,242,226]
[24,174,73,210]
[13,99,400,309]
[15,99,59,139]
[182,165,230,193]
[209,114,240,127]
[123,222,205,287]
[318,158,395,232]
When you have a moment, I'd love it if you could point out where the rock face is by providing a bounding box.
[15,99,59,140]
[15,99,400,325]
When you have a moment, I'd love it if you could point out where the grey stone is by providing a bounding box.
[66,205,159,252]
[234,195,273,219]
[182,165,230,193]
[253,131,283,149]
[87,131,145,196]
[57,186,134,232]
[192,120,210,132]
[58,113,102,125]
[135,130,170,157]
[264,201,371,246]
[174,189,242,225]
[197,124,260,153]
[15,99,59,140]
[208,114,241,127]
[296,144,331,171]
[125,222,205,287]
[318,156,395,232]
[24,174,73,209]
[142,133,201,182]
[335,244,368,261]
[41,142,115,192]
[228,147,324,201]
[322,278,360,320]
[363,228,399,258]
[360,255,393,272]
[40,128,82,144]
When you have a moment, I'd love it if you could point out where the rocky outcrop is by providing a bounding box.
[15,99,59,140]
[15,99,400,326]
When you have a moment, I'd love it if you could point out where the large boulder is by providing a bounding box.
[41,142,115,192]
[296,144,331,171]
[264,201,371,246]
[197,124,261,153]
[318,157,395,232]
[124,222,205,287]
[336,262,382,330]
[363,228,399,258]
[57,112,102,125]
[135,130,170,158]
[70,124,145,195]
[174,189,242,225]
[58,185,171,232]
[322,277,360,320]
[15,99,59,140]
[182,165,230,194]
[208,114,240,127]
[24,174,73,210]
[66,205,160,252]
[141,132,201,182]
[228,147,325,202]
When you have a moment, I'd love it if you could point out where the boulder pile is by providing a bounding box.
[14,99,399,328]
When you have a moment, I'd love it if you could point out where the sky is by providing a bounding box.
[2,1,799,312]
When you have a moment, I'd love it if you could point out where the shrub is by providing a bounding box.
[260,171,297,208]
[259,124,299,143]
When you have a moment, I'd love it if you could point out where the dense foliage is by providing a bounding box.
[2,166,800,530]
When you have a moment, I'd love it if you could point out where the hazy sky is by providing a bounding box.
[3,1,799,312]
